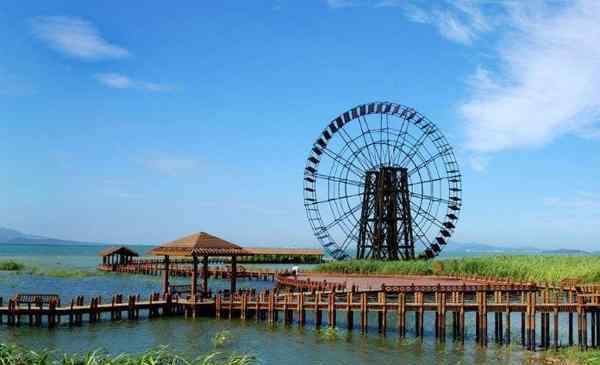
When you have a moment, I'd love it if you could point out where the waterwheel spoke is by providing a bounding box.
[314,173,364,188]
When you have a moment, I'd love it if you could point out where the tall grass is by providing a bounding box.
[0,261,100,278]
[535,346,600,365]
[0,260,25,271]
[0,341,255,364]
[316,256,600,284]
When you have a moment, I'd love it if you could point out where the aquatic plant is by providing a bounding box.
[39,268,97,279]
[317,328,341,342]
[534,346,600,365]
[0,260,25,271]
[0,343,256,365]
[316,256,600,285]
[212,330,234,348]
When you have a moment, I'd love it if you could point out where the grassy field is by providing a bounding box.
[316,256,600,285]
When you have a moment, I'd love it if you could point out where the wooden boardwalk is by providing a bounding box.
[215,286,600,350]
[4,284,600,351]
[97,259,281,281]
[6,259,600,351]
[0,293,212,328]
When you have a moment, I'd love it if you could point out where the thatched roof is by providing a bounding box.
[245,247,324,256]
[98,246,139,257]
[149,232,252,257]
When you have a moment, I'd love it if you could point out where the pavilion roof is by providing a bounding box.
[98,246,139,257]
[149,232,252,257]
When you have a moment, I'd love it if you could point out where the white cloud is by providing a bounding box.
[326,0,355,8]
[144,156,197,176]
[94,73,172,92]
[375,0,403,8]
[404,0,492,45]
[543,191,600,211]
[30,16,129,60]
[94,73,132,89]
[461,1,600,153]
[467,154,489,172]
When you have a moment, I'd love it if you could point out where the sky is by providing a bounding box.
[1,0,600,250]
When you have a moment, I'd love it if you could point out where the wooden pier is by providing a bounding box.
[214,285,600,350]
[2,284,600,350]
[0,293,211,328]
[97,259,281,281]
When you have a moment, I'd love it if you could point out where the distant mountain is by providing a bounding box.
[0,227,99,245]
[442,241,592,256]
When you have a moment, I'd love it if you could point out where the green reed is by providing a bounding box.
[0,262,100,278]
[534,346,600,365]
[0,344,255,365]
[316,256,600,284]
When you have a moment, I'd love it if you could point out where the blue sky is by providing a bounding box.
[1,1,599,249]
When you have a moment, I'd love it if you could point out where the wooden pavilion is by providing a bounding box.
[99,246,139,266]
[150,232,252,297]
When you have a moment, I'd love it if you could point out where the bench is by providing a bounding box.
[13,294,61,307]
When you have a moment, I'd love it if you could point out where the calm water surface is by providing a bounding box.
[0,244,540,364]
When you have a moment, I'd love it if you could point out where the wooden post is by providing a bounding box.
[529,291,537,351]
[482,291,488,346]
[378,291,387,335]
[299,292,305,326]
[554,293,559,350]
[435,292,440,339]
[440,292,446,342]
[459,292,465,341]
[415,292,422,337]
[283,294,288,324]
[328,292,336,328]
[162,255,170,295]
[191,255,198,300]
[398,292,405,337]
[253,291,259,322]
[69,299,74,325]
[241,292,248,320]
[315,292,322,327]
[505,292,511,344]
[202,255,209,297]
[360,292,367,334]
[521,292,526,347]
[346,291,353,330]
[230,255,237,293]
[569,291,574,346]
[48,300,56,328]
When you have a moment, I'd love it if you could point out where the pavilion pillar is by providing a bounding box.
[230,255,237,293]
[202,255,209,297]
[162,255,170,294]
[191,255,198,299]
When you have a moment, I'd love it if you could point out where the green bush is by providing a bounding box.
[0,260,25,271]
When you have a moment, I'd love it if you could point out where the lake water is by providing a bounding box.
[0,243,542,364]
